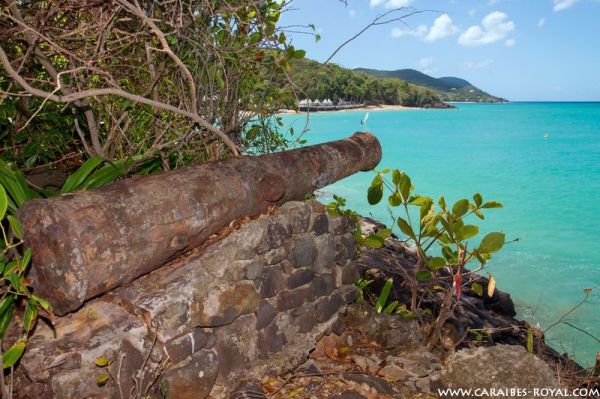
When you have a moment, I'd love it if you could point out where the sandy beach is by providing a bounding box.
[277,104,419,115]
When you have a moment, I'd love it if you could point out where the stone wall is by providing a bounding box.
[16,201,361,398]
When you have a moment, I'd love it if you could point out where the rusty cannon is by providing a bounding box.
[18,132,382,315]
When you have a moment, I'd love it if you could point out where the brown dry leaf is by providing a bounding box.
[261,376,280,394]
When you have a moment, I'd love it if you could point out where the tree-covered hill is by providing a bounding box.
[290,59,451,109]
[354,68,506,103]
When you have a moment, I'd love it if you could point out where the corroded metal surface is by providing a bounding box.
[18,132,381,315]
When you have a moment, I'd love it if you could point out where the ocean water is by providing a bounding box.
[281,102,600,366]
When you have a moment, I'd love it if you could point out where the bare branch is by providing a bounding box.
[324,8,431,64]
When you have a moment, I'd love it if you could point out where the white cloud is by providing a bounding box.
[391,14,458,42]
[463,59,494,69]
[553,0,579,11]
[425,14,459,42]
[370,0,412,8]
[391,24,428,38]
[468,8,476,16]
[537,17,546,27]
[505,38,516,47]
[418,56,434,68]
[458,11,515,46]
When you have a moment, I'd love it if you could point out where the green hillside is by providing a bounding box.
[354,68,506,103]
[290,59,452,109]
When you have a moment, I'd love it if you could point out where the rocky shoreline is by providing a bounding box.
[245,217,599,398]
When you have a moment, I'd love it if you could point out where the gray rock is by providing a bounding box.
[255,265,285,298]
[291,302,319,333]
[310,273,336,299]
[330,216,353,235]
[161,349,219,399]
[255,299,276,330]
[341,261,361,285]
[165,328,209,364]
[310,213,329,235]
[291,235,317,268]
[315,293,345,323]
[279,201,311,234]
[276,287,310,311]
[257,320,287,356]
[256,219,290,254]
[244,259,265,280]
[287,268,315,289]
[441,345,559,399]
[314,233,336,272]
[263,246,289,265]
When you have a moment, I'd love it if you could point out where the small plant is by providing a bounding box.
[336,169,508,347]
[326,194,392,250]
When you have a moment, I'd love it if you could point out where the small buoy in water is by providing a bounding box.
[544,133,549,139]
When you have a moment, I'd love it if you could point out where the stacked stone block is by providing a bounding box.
[16,201,360,398]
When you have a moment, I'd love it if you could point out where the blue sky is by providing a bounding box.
[279,0,600,101]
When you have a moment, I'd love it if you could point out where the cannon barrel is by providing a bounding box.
[18,132,382,315]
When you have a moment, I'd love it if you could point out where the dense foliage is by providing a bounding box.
[0,0,301,172]
[356,68,506,103]
[291,58,449,108]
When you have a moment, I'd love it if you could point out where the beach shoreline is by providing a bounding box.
[277,104,423,115]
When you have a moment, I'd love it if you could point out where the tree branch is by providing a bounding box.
[0,44,240,156]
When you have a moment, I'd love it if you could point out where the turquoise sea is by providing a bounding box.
[281,102,600,366]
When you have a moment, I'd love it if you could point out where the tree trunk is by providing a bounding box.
[18,132,382,315]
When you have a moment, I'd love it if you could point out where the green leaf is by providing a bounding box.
[426,257,446,270]
[415,271,432,282]
[361,235,384,249]
[367,175,384,205]
[60,156,104,194]
[0,184,7,220]
[473,209,485,220]
[473,193,483,208]
[375,278,393,313]
[398,173,411,201]
[409,195,432,207]
[31,295,51,312]
[291,49,306,59]
[441,246,455,263]
[7,215,23,240]
[95,356,109,367]
[383,300,398,314]
[397,217,415,240]
[438,196,446,211]
[8,272,22,292]
[481,201,503,209]
[527,327,534,353]
[471,282,483,296]
[83,160,130,190]
[388,191,402,207]
[0,296,14,317]
[367,183,383,205]
[96,373,110,386]
[2,339,26,368]
[23,299,38,333]
[0,300,15,339]
[375,228,392,240]
[391,170,402,186]
[458,225,479,240]
[19,248,31,272]
[478,232,505,254]
[452,199,469,218]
